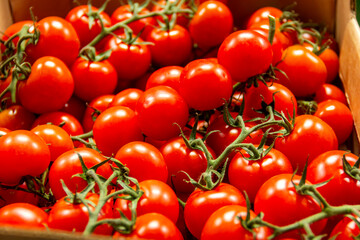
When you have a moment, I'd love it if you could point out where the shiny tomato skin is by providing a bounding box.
[314,83,347,105]
[307,150,360,206]
[0,105,36,130]
[0,203,48,229]
[0,20,33,54]
[109,88,143,111]
[217,30,273,82]
[276,45,327,97]
[93,106,143,156]
[228,146,293,202]
[31,124,74,162]
[319,48,339,83]
[71,58,117,102]
[114,179,179,223]
[145,66,183,92]
[254,174,327,238]
[314,100,353,144]
[201,205,272,240]
[18,56,74,114]
[136,86,189,141]
[146,24,192,67]
[48,148,113,200]
[66,5,111,47]
[184,183,246,239]
[246,6,283,29]
[113,213,184,240]
[114,141,168,183]
[189,0,233,48]
[252,28,284,65]
[275,114,338,171]
[179,59,233,111]
[26,16,80,67]
[0,130,50,185]
[0,127,11,136]
[330,216,360,240]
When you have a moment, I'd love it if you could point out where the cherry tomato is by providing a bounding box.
[0,20,33,55]
[18,56,74,114]
[184,183,246,239]
[0,105,35,130]
[146,24,192,67]
[60,96,87,122]
[0,130,50,184]
[145,66,183,92]
[179,59,233,111]
[330,216,360,240]
[275,114,338,171]
[93,106,143,156]
[71,58,117,102]
[189,0,233,48]
[218,30,273,82]
[136,86,189,141]
[114,141,168,183]
[114,179,179,223]
[152,0,191,28]
[109,88,143,110]
[314,99,353,144]
[254,174,327,238]
[314,83,347,105]
[201,205,272,240]
[246,6,283,29]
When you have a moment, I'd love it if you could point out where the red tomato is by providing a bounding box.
[228,146,293,202]
[145,66,183,91]
[0,20,33,54]
[48,148,113,200]
[201,205,272,240]
[31,124,74,162]
[307,150,360,206]
[275,114,338,171]
[178,59,233,111]
[114,180,179,223]
[81,94,114,133]
[0,105,35,130]
[0,203,48,229]
[48,193,113,235]
[0,130,50,185]
[184,183,246,239]
[218,30,273,82]
[0,182,39,208]
[330,216,360,240]
[136,86,189,141]
[109,88,143,110]
[275,45,327,97]
[17,56,74,114]
[65,5,111,47]
[152,0,191,28]
[60,96,87,122]
[189,0,233,48]
[254,174,327,238]
[160,136,213,193]
[146,24,192,67]
[246,6,283,29]
[105,34,151,82]
[314,100,353,144]
[26,16,80,67]
[0,127,11,136]
[71,58,117,102]
[319,48,339,83]
[113,213,184,240]
[93,106,143,156]
[314,83,347,105]
[114,141,168,183]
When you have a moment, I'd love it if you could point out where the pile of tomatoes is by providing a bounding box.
[0,0,359,239]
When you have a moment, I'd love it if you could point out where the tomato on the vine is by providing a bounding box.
[145,66,183,91]
[0,105,35,130]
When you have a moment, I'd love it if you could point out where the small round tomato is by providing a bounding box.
[275,114,338,171]
[276,45,327,97]
[246,6,283,29]
[136,86,189,141]
[71,58,117,102]
[114,179,179,223]
[145,66,183,91]
[114,141,168,183]
[65,5,111,47]
[319,48,339,83]
[146,24,192,67]
[152,0,191,28]
[31,124,74,162]
[201,205,272,240]
[113,213,184,240]
[18,56,74,114]
[228,146,293,202]
[218,30,273,82]
[0,105,36,130]
[60,96,87,122]
[0,203,48,229]
[0,130,50,185]
[26,16,80,67]
[109,88,143,110]
[314,83,347,105]
[314,100,353,144]
[0,20,33,54]
[189,0,233,48]
[254,174,327,239]
[179,59,233,111]
[48,148,113,200]
[184,183,246,239]
[330,216,360,240]
[93,106,143,156]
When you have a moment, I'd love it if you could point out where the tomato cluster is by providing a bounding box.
[0,0,359,240]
